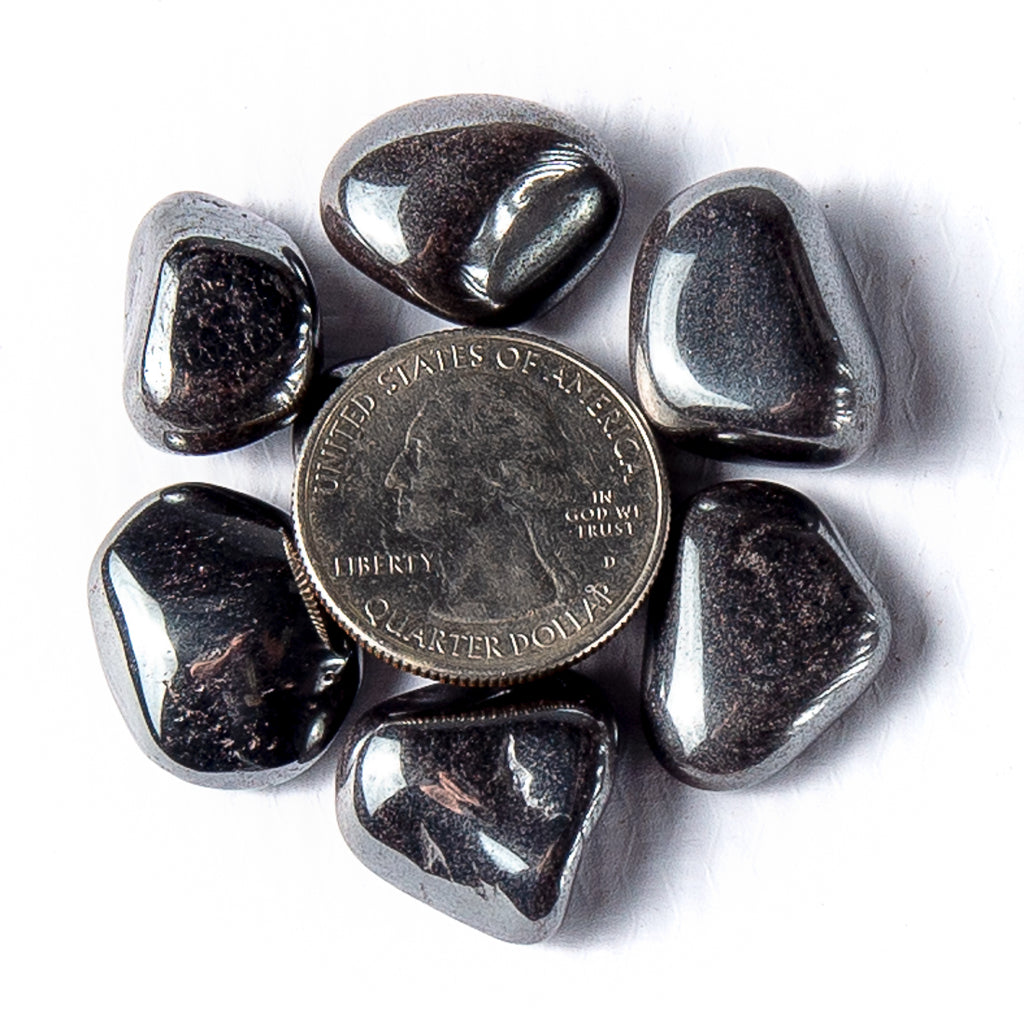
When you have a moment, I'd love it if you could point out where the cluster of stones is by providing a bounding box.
[90,94,890,944]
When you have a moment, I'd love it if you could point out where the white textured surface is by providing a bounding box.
[3,2,1020,1019]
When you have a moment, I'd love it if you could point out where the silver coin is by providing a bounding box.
[293,329,669,684]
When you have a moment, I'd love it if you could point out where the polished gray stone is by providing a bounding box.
[124,192,317,454]
[320,94,622,326]
[643,481,891,789]
[89,483,359,788]
[631,169,883,465]
[336,676,616,942]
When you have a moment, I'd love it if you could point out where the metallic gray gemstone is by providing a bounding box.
[336,676,617,943]
[124,192,318,454]
[643,480,891,789]
[320,94,622,326]
[630,169,884,465]
[88,483,359,788]
[290,359,366,461]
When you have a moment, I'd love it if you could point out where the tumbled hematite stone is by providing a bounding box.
[631,168,883,465]
[88,484,359,788]
[336,676,616,943]
[320,94,622,326]
[124,192,317,454]
[643,481,891,789]
[290,359,366,461]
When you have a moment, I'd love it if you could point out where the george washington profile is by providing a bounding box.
[384,373,584,621]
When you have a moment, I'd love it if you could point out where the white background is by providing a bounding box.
[3,2,1020,1020]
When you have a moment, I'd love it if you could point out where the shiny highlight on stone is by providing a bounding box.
[643,480,891,789]
[321,95,622,326]
[631,168,883,465]
[124,192,317,454]
[336,676,616,942]
[89,483,359,788]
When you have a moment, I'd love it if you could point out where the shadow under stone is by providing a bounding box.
[822,180,997,479]
[553,611,712,946]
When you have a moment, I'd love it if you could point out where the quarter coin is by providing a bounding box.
[293,329,669,684]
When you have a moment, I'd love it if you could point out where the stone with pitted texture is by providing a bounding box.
[631,168,883,465]
[643,480,891,789]
[124,192,317,454]
[336,676,616,942]
[320,95,622,326]
[88,483,359,788]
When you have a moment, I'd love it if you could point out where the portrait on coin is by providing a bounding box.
[384,373,586,621]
